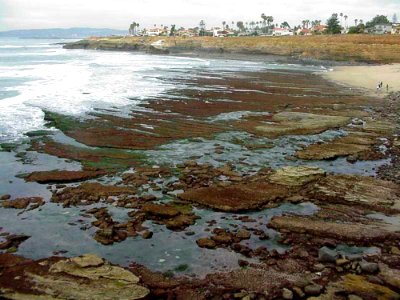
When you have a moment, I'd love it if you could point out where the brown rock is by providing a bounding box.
[196,238,216,249]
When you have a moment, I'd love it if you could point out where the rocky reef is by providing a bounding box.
[1,59,400,299]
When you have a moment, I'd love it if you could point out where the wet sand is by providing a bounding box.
[323,64,400,96]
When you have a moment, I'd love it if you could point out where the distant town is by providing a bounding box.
[128,13,400,38]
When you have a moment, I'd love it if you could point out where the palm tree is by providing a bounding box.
[340,13,343,27]
[266,16,274,33]
[344,15,348,29]
[354,19,358,26]
[222,21,226,30]
[261,13,267,33]
[129,22,140,35]
[359,19,363,24]
[281,21,290,28]
[199,20,206,36]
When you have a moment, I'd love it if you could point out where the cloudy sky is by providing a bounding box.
[0,0,399,31]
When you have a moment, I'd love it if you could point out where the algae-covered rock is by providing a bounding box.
[269,166,326,186]
[379,264,400,289]
[310,274,399,300]
[50,254,140,283]
[269,215,400,242]
[179,182,292,212]
[309,174,400,211]
[295,143,370,160]
[255,112,350,138]
[0,254,149,300]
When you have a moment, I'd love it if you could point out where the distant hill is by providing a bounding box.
[0,28,127,39]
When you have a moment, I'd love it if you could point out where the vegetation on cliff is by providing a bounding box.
[64,35,400,63]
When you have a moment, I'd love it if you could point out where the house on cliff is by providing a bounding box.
[272,28,294,36]
[372,24,392,34]
[392,23,400,34]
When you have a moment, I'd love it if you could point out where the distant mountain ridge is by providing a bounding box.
[0,28,127,39]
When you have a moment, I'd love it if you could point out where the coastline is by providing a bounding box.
[322,64,400,97]
[1,38,400,299]
[63,35,400,64]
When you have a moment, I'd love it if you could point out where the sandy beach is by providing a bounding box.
[323,64,400,96]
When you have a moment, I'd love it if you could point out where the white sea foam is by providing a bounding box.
[0,39,323,143]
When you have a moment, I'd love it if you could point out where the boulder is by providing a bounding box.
[318,246,339,263]
[268,166,326,186]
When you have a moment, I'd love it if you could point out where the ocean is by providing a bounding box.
[0,37,323,144]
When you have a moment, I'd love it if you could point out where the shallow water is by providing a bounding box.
[0,38,393,276]
[0,198,318,276]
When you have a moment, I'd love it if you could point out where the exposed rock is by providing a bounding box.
[268,166,326,186]
[0,194,11,200]
[0,254,149,300]
[25,170,107,183]
[0,234,30,250]
[295,132,382,161]
[269,216,400,243]
[318,246,339,263]
[307,174,400,212]
[139,203,199,231]
[141,230,153,239]
[51,183,136,207]
[236,229,251,240]
[70,254,104,268]
[363,120,396,134]
[304,284,322,296]
[282,288,293,299]
[295,142,370,160]
[255,112,350,138]
[2,197,44,210]
[179,182,292,212]
[359,260,379,274]
[378,264,400,289]
[316,274,399,300]
[196,238,216,249]
[142,203,180,218]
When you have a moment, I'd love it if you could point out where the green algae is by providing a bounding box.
[30,136,148,172]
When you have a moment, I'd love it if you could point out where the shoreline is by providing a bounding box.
[1,38,400,299]
[63,35,400,64]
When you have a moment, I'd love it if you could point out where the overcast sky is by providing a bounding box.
[1,0,399,31]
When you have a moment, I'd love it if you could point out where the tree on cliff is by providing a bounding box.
[366,15,391,28]
[199,20,206,36]
[129,22,139,36]
[169,25,176,37]
[281,21,290,28]
[326,14,342,34]
[266,16,274,33]
[348,23,366,34]
[261,13,267,33]
[236,21,245,32]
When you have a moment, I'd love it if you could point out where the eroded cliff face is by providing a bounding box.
[64,35,400,63]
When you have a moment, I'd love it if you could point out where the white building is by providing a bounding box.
[373,24,392,34]
[145,28,165,37]
[272,28,293,36]
[392,23,400,34]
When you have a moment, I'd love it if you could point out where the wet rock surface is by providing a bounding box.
[25,169,107,183]
[1,63,400,299]
[0,254,150,300]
